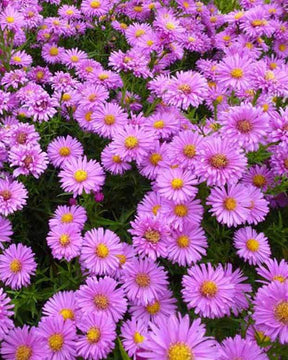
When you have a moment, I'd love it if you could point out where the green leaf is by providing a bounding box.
[117,338,131,360]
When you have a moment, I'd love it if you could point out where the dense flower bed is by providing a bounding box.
[0,0,288,359]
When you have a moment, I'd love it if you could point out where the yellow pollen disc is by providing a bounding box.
[174,204,188,217]
[183,1,189,9]
[254,330,270,343]
[177,235,189,248]
[94,294,109,309]
[0,190,12,201]
[269,62,277,70]
[149,153,162,166]
[252,19,264,27]
[273,275,286,283]
[49,47,59,56]
[148,3,155,10]
[36,71,44,80]
[61,213,73,223]
[125,136,138,149]
[85,111,92,122]
[165,22,176,30]
[88,94,97,102]
[87,327,101,343]
[53,20,60,26]
[252,174,266,188]
[146,300,160,314]
[223,35,231,41]
[188,36,195,42]
[13,56,21,63]
[135,29,145,37]
[224,197,237,211]
[74,170,88,182]
[112,155,122,164]
[234,11,244,19]
[62,93,71,102]
[246,238,259,252]
[216,95,224,103]
[183,144,196,158]
[278,44,286,52]
[59,234,70,247]
[116,254,126,266]
[236,119,253,133]
[59,146,71,156]
[134,6,143,12]
[152,204,161,216]
[98,73,109,80]
[230,68,243,79]
[10,259,22,273]
[60,308,74,320]
[210,154,228,169]
[210,16,217,23]
[96,243,109,258]
[123,56,132,63]
[85,66,94,73]
[145,229,160,244]
[200,280,218,297]
[70,55,79,62]
[90,1,100,9]
[104,114,115,125]
[208,81,216,88]
[66,9,74,15]
[178,84,191,94]
[6,16,15,23]
[265,71,275,81]
[135,273,150,287]
[168,342,193,360]
[171,178,184,190]
[44,33,51,39]
[15,345,32,360]
[275,301,288,324]
[48,334,64,351]
[153,120,165,129]
[134,331,145,344]
[120,22,128,29]
[245,42,254,49]
[147,40,154,46]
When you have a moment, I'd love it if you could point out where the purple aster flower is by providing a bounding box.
[0,216,12,249]
[61,48,88,69]
[0,325,44,360]
[246,185,269,225]
[240,6,273,38]
[0,90,10,115]
[101,144,132,175]
[137,191,163,218]
[59,156,105,197]
[25,91,58,122]
[46,223,83,261]
[77,84,108,110]
[7,123,40,147]
[1,69,28,90]
[217,335,268,360]
[80,227,122,276]
[42,291,80,322]
[241,164,274,191]
[0,6,24,31]
[122,258,169,306]
[0,288,14,341]
[256,258,288,284]
[0,243,36,289]
[270,142,288,177]
[80,0,111,17]
[37,316,76,359]
[76,312,116,360]
[182,263,235,318]
[41,43,65,64]
[141,313,217,359]
[10,50,32,67]
[143,109,181,140]
[121,318,148,358]
[77,276,127,322]
[47,135,84,168]
[49,205,87,230]
[233,226,271,265]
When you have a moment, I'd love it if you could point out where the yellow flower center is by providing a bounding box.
[62,93,71,102]
[216,95,224,103]
[61,212,73,223]
[144,230,160,244]
[279,44,287,52]
[177,235,189,248]
[166,22,176,30]
[88,94,97,102]
[171,178,184,190]
[200,280,218,297]
[49,47,59,56]
[252,174,266,188]
[234,11,244,19]
[36,71,44,80]
[135,29,145,37]
[147,40,154,46]
[210,16,217,23]
[116,254,126,266]
[224,197,237,211]
[125,136,138,149]
[120,23,128,29]
[87,327,101,343]
[13,56,21,63]
[74,170,88,182]
[134,332,145,344]
[48,334,64,351]
[230,68,243,79]
[183,1,190,9]
[70,55,79,62]
[265,71,275,81]
[90,1,100,9]
[168,342,193,360]
[188,36,195,42]
[16,345,32,360]
[210,154,228,169]
[66,9,74,15]
[252,19,264,27]
[149,153,162,166]
[183,145,196,158]
[223,35,231,41]
[59,308,74,320]
[134,6,143,12]
[146,300,160,314]
[135,273,150,287]
[59,146,71,156]
[112,155,122,163]
[236,119,253,133]
[275,301,288,324]
[0,190,12,201]
[178,84,191,94]
[94,294,109,309]
[10,259,22,273]
[152,204,161,216]
[98,73,109,80]
[85,66,94,73]
[104,114,115,125]
[153,120,165,129]
[96,243,109,258]
[246,238,259,252]
[59,234,70,247]
[6,16,15,23]
[174,204,188,217]
[273,275,286,283]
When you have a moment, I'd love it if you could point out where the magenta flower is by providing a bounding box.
[121,318,148,358]
[0,216,12,249]
[0,178,28,216]
[43,291,80,323]
[49,205,87,230]
[241,164,274,192]
[0,288,14,341]
[101,144,132,175]
[256,258,288,284]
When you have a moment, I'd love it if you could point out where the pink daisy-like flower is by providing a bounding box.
[80,227,122,276]
[47,136,84,168]
[49,205,87,230]
[41,43,65,64]
[77,276,127,322]
[233,226,271,265]
[143,109,181,140]
[217,335,268,360]
[122,258,168,306]
[246,185,269,225]
[141,314,217,359]
[0,288,14,341]
[80,0,110,17]
[154,167,198,203]
[59,156,105,197]
[196,137,247,186]
[0,325,44,360]
[7,123,40,148]
[47,224,83,261]
[61,48,88,69]
[0,178,28,216]
[129,214,169,260]
[253,281,288,344]
[207,184,250,228]
[0,216,12,249]
[162,70,208,110]
[121,318,148,358]
[76,312,116,360]
[10,50,32,68]
[0,243,36,290]
[0,6,24,31]
[25,91,58,122]
[182,263,235,318]
[166,224,207,267]
[37,316,76,359]
[77,84,108,110]
[256,258,288,284]
[241,164,274,192]
[42,291,80,323]
[137,191,163,218]
[101,144,132,175]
